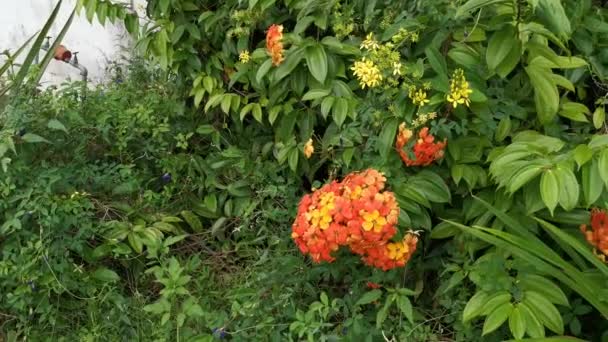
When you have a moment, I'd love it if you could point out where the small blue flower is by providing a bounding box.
[17,128,26,137]
[27,280,37,292]
[161,173,172,184]
[115,78,123,84]
[212,327,226,339]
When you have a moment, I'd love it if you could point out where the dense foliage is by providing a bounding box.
[2,0,608,341]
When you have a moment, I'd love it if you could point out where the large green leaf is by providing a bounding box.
[463,291,489,322]
[554,167,579,211]
[525,65,559,124]
[508,306,526,339]
[540,169,559,215]
[523,291,564,334]
[455,0,511,18]
[305,44,328,83]
[483,302,513,336]
[486,24,518,71]
[582,160,603,206]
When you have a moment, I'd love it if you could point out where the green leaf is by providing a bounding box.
[486,25,518,71]
[431,221,459,239]
[481,291,512,315]
[409,171,451,203]
[22,133,50,144]
[495,42,522,78]
[508,164,543,194]
[301,88,330,101]
[378,118,398,160]
[582,160,603,206]
[220,94,232,114]
[559,102,590,122]
[204,194,217,213]
[425,47,449,87]
[520,302,545,338]
[536,0,571,40]
[593,107,605,129]
[273,47,305,82]
[181,210,202,232]
[540,170,560,215]
[518,274,569,306]
[252,104,263,123]
[86,0,97,22]
[463,291,489,322]
[482,302,513,336]
[599,149,608,188]
[288,148,298,172]
[397,295,414,324]
[495,117,511,142]
[451,164,464,185]
[526,65,559,124]
[320,96,334,119]
[356,289,382,306]
[333,98,348,127]
[523,291,564,335]
[573,144,593,168]
[555,167,579,211]
[256,59,272,83]
[508,306,526,340]
[92,267,120,282]
[305,44,328,83]
[456,0,510,18]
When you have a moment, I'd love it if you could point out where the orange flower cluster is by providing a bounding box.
[266,24,284,66]
[395,123,446,167]
[291,169,418,270]
[580,208,608,262]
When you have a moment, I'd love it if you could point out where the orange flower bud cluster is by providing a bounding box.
[291,169,418,270]
[395,123,446,167]
[580,208,608,262]
[266,24,284,66]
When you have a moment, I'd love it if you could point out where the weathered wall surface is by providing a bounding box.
[0,0,146,86]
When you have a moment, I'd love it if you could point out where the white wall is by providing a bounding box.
[0,0,147,86]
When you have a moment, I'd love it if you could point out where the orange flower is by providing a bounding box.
[266,24,284,66]
[367,282,381,289]
[581,208,608,262]
[291,169,417,270]
[304,138,314,158]
[395,124,446,167]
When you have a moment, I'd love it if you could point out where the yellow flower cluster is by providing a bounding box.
[351,58,383,89]
[391,28,420,44]
[387,240,411,260]
[408,86,430,106]
[306,192,335,230]
[239,50,250,64]
[304,138,314,159]
[412,112,438,128]
[447,69,473,108]
[360,33,380,51]
[361,210,388,233]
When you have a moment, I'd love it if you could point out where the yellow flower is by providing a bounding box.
[409,87,430,106]
[239,50,251,63]
[350,58,383,89]
[304,138,314,159]
[361,210,388,233]
[447,68,473,108]
[360,33,380,51]
[409,32,419,43]
[392,62,402,76]
[387,241,410,260]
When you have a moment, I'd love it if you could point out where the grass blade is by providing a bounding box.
[12,0,63,91]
